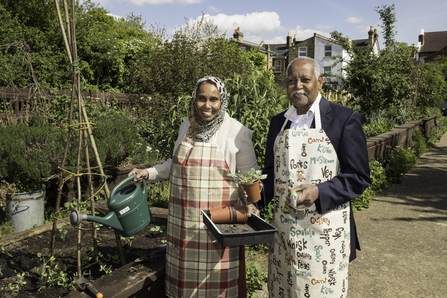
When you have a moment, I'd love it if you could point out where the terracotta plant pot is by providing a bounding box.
[209,205,249,224]
[242,180,261,203]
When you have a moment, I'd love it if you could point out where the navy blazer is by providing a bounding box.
[260,97,371,261]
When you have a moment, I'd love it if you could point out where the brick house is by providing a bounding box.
[232,27,380,89]
[416,29,447,62]
[232,27,276,70]
[264,27,380,88]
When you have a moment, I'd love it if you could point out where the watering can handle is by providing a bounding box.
[110,174,147,198]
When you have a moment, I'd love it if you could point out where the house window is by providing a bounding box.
[325,45,332,57]
[274,60,281,72]
[299,47,307,56]
[240,46,246,51]
[324,66,331,73]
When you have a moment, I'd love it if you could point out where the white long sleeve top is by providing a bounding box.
[145,112,259,183]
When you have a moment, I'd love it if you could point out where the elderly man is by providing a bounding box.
[259,57,371,297]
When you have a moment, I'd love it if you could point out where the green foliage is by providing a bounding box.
[131,94,189,160]
[124,34,252,97]
[0,111,152,192]
[0,0,160,91]
[246,260,268,297]
[411,129,429,157]
[0,119,65,191]
[9,272,26,293]
[0,218,15,237]
[227,168,267,184]
[36,252,75,291]
[331,5,445,134]
[225,70,289,168]
[352,159,388,211]
[375,4,397,48]
[383,146,417,184]
[362,110,394,137]
[146,180,171,208]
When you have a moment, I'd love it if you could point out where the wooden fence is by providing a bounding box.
[0,87,136,126]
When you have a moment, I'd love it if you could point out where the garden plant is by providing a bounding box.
[0,1,446,297]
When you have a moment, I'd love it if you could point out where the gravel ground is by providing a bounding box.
[347,131,447,298]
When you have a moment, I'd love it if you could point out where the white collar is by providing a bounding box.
[284,93,322,124]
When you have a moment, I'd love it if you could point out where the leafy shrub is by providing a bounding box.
[411,129,429,157]
[383,146,417,184]
[146,180,170,208]
[92,111,154,168]
[225,70,289,168]
[352,159,387,211]
[0,112,153,192]
[0,119,66,191]
[246,260,268,297]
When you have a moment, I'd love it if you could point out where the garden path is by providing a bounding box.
[347,130,447,297]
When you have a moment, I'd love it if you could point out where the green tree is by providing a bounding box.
[330,5,436,126]
[375,4,397,48]
[0,0,160,92]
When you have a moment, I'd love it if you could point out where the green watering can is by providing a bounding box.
[70,174,152,237]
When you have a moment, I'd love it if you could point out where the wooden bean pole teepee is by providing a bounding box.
[48,0,126,279]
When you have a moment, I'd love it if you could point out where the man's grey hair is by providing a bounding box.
[286,57,321,80]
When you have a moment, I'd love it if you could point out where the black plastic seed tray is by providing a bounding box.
[201,209,277,247]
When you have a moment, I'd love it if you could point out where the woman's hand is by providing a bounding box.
[237,181,263,205]
[246,203,260,217]
[128,168,149,183]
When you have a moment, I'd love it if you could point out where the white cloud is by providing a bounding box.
[345,16,362,24]
[264,35,286,44]
[208,6,220,13]
[290,25,331,40]
[107,13,124,20]
[263,26,332,45]
[203,11,284,36]
[92,0,110,6]
[120,0,203,6]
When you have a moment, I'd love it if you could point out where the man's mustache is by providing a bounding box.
[291,91,307,97]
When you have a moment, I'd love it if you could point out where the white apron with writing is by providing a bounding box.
[268,105,351,298]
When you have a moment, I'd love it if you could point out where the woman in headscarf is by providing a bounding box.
[129,76,259,297]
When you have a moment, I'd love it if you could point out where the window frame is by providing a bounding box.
[274,60,282,72]
[324,45,332,57]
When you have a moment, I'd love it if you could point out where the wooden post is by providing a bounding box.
[49,0,126,273]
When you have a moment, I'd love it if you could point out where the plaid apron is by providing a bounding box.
[165,140,242,298]
[268,105,351,297]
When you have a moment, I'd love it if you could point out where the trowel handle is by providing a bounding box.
[86,283,103,298]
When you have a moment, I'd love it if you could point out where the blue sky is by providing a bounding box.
[92,0,447,49]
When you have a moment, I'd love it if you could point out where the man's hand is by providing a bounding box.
[128,168,149,182]
[290,184,319,207]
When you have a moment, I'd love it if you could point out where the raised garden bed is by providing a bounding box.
[0,204,167,298]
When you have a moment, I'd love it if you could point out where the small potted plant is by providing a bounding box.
[227,168,267,203]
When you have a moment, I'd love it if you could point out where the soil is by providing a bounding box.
[0,214,167,298]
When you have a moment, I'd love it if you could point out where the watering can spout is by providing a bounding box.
[87,211,124,231]
[69,174,151,237]
[70,209,124,232]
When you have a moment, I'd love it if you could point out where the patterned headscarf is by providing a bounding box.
[185,76,228,144]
